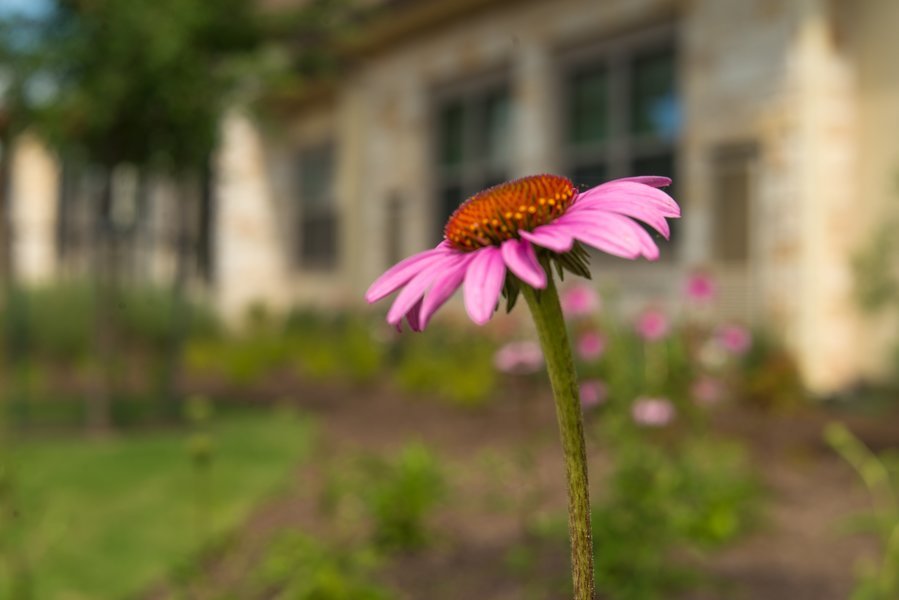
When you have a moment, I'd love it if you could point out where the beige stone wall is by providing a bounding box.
[852,0,899,379]
[10,134,58,284]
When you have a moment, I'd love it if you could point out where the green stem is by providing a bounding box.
[522,277,595,600]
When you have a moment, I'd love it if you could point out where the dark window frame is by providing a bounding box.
[710,142,757,266]
[431,68,513,242]
[557,24,681,258]
[295,141,338,271]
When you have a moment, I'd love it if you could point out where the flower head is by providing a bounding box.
[685,271,716,304]
[561,283,601,318]
[576,330,606,361]
[579,379,607,410]
[493,341,544,375]
[691,376,724,406]
[717,323,752,356]
[631,396,675,427]
[635,307,670,342]
[365,174,679,330]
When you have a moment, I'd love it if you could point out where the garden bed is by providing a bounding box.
[158,381,892,600]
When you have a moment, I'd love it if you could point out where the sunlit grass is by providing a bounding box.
[1,409,315,599]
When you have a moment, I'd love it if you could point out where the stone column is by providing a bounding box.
[10,134,58,284]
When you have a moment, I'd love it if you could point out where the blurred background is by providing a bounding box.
[0,0,898,598]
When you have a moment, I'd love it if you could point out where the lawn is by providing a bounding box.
[1,409,315,600]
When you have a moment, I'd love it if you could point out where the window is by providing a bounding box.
[711,144,756,264]
[562,29,680,251]
[433,77,512,240]
[296,143,337,270]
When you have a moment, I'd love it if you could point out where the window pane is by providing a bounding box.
[632,153,674,181]
[300,213,337,269]
[479,89,511,165]
[439,101,465,167]
[712,147,755,264]
[631,50,678,139]
[569,67,609,145]
[297,144,337,269]
[572,163,608,190]
[299,145,333,210]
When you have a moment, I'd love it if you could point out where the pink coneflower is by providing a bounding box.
[635,307,670,342]
[561,283,601,318]
[579,379,607,410]
[493,341,544,375]
[631,396,676,427]
[685,271,716,304]
[717,323,752,356]
[365,175,679,330]
[691,376,724,406]
[576,330,606,361]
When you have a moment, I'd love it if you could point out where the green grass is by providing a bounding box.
[1,409,315,600]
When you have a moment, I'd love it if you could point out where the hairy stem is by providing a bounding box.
[522,278,595,600]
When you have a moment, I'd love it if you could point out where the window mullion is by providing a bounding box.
[608,49,630,179]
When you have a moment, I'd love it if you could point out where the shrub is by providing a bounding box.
[246,532,394,600]
[393,324,497,406]
[323,444,447,553]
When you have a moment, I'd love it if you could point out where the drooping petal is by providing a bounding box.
[418,255,473,329]
[519,226,575,253]
[365,244,452,303]
[576,181,680,217]
[463,247,506,325]
[406,298,424,332]
[501,238,546,289]
[386,253,459,326]
[565,200,670,238]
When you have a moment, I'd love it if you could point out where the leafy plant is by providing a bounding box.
[825,422,899,600]
[247,532,394,600]
[393,325,497,406]
[324,443,447,553]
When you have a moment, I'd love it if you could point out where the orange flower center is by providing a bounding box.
[444,174,577,251]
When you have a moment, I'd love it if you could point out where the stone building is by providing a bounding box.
[4,0,899,393]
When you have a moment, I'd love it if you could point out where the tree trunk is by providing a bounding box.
[87,166,114,433]
[161,175,193,421]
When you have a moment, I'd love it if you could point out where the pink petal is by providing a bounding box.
[519,226,575,253]
[386,253,458,325]
[599,175,671,189]
[366,244,452,303]
[560,213,662,260]
[554,215,644,259]
[566,200,670,238]
[406,298,424,332]
[501,238,546,289]
[419,255,473,329]
[577,181,680,217]
[463,247,506,325]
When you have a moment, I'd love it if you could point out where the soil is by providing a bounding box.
[156,381,894,600]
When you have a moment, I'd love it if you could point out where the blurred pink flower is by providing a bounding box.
[561,283,601,319]
[635,308,670,342]
[685,271,716,303]
[691,376,724,406]
[579,379,607,410]
[493,341,544,374]
[717,323,752,356]
[576,330,606,361]
[631,396,676,427]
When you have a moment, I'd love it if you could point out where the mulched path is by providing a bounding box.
[156,381,893,599]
